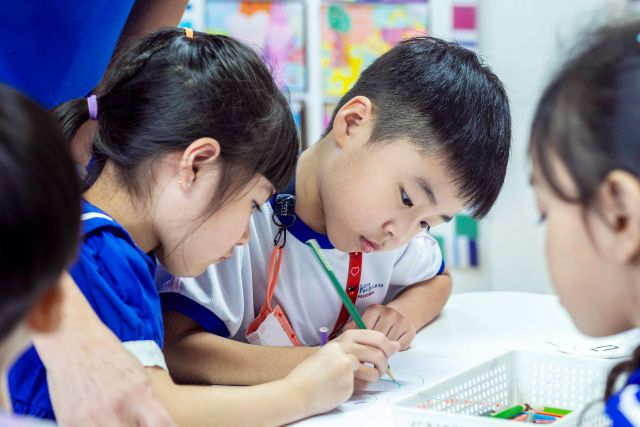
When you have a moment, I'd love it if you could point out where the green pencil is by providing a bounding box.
[491,405,524,419]
[306,239,397,382]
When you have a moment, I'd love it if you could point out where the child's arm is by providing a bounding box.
[35,273,176,427]
[148,342,357,426]
[345,269,452,350]
[164,310,399,387]
[164,310,316,385]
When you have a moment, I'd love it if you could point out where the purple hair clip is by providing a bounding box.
[86,94,98,120]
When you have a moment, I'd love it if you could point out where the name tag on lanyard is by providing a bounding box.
[245,245,302,346]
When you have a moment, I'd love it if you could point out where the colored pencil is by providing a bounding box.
[318,326,329,346]
[306,239,397,382]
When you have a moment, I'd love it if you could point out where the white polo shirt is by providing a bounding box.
[157,193,445,346]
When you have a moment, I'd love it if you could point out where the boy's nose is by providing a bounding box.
[383,217,414,245]
[381,221,397,245]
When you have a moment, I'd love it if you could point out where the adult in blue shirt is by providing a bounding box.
[0,1,187,108]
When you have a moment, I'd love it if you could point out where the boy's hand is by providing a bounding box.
[344,304,416,351]
[332,329,400,387]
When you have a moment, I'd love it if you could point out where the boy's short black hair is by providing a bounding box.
[325,37,511,218]
[0,84,80,340]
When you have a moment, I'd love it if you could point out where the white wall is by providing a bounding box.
[471,0,627,294]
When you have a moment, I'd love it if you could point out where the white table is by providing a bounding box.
[295,291,594,426]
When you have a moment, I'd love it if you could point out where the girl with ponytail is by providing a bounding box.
[530,19,640,425]
[9,28,358,425]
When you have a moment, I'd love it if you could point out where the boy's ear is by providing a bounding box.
[179,137,221,189]
[598,170,640,263]
[25,284,63,334]
[332,96,373,149]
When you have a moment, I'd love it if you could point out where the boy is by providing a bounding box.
[158,36,511,387]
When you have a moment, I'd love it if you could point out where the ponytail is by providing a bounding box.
[52,97,90,143]
[51,97,106,189]
[52,28,165,143]
[52,30,194,191]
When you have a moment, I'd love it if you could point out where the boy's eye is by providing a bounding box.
[538,213,547,224]
[401,189,413,207]
[420,221,431,231]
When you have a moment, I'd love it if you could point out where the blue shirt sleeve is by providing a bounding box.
[9,223,163,421]
[70,227,163,345]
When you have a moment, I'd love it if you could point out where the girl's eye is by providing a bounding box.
[252,201,262,212]
[401,189,413,207]
[420,221,431,231]
[538,213,547,224]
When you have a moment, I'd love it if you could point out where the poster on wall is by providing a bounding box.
[321,2,429,97]
[430,214,479,269]
[207,0,306,92]
[451,0,477,50]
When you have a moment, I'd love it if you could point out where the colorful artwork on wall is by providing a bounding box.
[323,103,336,132]
[321,2,429,97]
[207,1,306,92]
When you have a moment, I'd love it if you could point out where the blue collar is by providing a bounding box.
[269,180,334,249]
[82,198,106,215]
[81,199,157,267]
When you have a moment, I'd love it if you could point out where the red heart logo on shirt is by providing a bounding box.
[350,266,360,277]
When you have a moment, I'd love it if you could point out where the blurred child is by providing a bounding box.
[0,83,80,425]
[529,19,640,425]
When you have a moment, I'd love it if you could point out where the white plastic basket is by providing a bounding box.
[392,350,617,427]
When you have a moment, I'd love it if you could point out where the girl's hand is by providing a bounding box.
[285,343,358,416]
[344,304,416,351]
[332,329,400,386]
